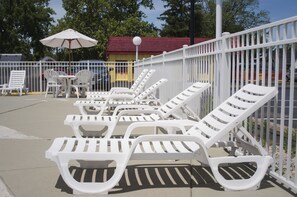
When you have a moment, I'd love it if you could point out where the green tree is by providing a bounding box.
[52,0,158,60]
[201,0,270,37]
[0,0,55,60]
[159,0,270,38]
[159,0,203,37]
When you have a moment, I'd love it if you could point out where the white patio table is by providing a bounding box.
[58,75,76,98]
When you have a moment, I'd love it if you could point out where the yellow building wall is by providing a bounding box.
[108,54,152,61]
[107,54,152,83]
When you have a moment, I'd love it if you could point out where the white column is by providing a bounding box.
[216,0,222,38]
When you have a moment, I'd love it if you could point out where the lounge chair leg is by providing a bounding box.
[208,155,273,191]
[56,154,129,194]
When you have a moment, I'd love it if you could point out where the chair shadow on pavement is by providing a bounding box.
[55,162,274,194]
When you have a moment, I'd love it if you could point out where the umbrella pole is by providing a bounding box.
[68,40,71,74]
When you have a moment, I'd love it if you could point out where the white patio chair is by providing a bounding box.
[71,70,93,98]
[46,84,277,194]
[44,69,64,98]
[0,70,27,96]
[87,69,155,100]
[64,82,211,138]
[74,78,168,115]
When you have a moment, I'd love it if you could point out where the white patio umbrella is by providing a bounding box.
[40,28,98,73]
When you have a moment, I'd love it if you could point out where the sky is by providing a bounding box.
[49,0,297,29]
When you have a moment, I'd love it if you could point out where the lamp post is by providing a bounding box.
[132,36,142,63]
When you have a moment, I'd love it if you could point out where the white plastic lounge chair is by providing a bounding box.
[0,70,27,96]
[86,69,149,99]
[64,82,210,138]
[87,69,155,100]
[44,69,65,98]
[46,84,277,194]
[71,70,93,98]
[74,78,168,115]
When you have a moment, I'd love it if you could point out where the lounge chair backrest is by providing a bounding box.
[134,78,168,101]
[157,82,211,118]
[75,70,93,85]
[130,69,149,91]
[186,84,278,148]
[8,70,26,89]
[134,69,156,95]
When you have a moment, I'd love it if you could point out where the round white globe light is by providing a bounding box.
[133,36,142,46]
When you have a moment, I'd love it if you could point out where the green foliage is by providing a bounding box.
[0,0,55,60]
[51,0,158,60]
[246,118,296,156]
[159,0,203,37]
[159,0,270,38]
[0,0,271,60]
[283,128,297,156]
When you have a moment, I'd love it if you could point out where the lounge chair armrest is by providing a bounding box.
[106,94,135,100]
[113,104,154,116]
[109,87,129,92]
[117,109,164,118]
[110,88,135,95]
[124,120,190,138]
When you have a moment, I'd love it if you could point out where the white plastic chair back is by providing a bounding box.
[134,69,156,95]
[8,70,26,89]
[157,82,211,118]
[44,69,59,84]
[134,78,168,102]
[74,70,93,85]
[130,69,148,91]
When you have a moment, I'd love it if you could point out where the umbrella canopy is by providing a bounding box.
[40,29,98,73]
[40,28,98,49]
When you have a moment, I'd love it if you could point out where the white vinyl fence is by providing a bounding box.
[0,61,133,92]
[135,16,297,192]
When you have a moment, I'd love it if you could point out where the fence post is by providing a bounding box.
[39,60,42,92]
[162,51,166,76]
[182,45,188,89]
[219,32,231,104]
[150,55,153,69]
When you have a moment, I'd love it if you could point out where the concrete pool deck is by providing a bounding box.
[0,94,295,197]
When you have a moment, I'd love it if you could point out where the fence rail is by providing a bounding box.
[0,61,134,93]
[135,16,297,192]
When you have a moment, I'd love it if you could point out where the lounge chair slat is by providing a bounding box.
[151,141,165,153]
[63,139,76,152]
[99,140,108,153]
[227,97,254,109]
[162,141,178,153]
[76,140,86,152]
[183,141,200,152]
[211,110,234,123]
[172,141,191,153]
[218,103,242,116]
[191,123,218,140]
[121,140,131,153]
[235,91,263,102]
[141,141,154,153]
[203,115,228,131]
[111,140,119,153]
[87,139,97,152]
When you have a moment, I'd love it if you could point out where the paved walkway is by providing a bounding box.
[0,94,294,196]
